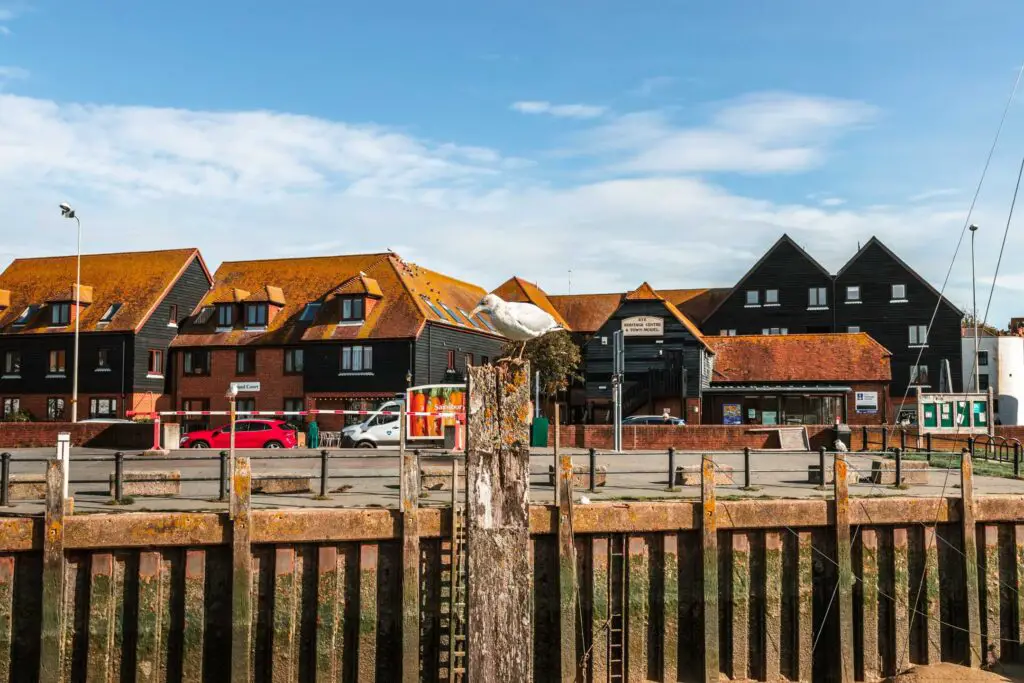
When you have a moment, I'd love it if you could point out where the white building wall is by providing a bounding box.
[961,337,997,393]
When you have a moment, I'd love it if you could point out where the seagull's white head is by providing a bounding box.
[470,293,502,318]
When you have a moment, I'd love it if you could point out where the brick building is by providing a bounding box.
[703,333,892,425]
[0,249,212,420]
[171,252,504,431]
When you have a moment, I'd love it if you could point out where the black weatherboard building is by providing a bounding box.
[702,234,962,416]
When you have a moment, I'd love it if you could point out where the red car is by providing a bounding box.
[180,419,297,449]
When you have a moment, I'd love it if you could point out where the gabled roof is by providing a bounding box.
[174,252,502,347]
[331,272,383,299]
[492,277,569,329]
[658,288,732,325]
[623,282,660,300]
[702,234,833,323]
[835,237,963,317]
[707,333,892,383]
[243,285,287,306]
[547,293,624,334]
[620,283,709,349]
[0,248,210,335]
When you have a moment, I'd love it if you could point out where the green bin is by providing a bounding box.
[531,418,550,447]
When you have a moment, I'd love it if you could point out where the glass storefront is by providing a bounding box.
[709,392,845,425]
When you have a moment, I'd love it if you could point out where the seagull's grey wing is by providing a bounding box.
[503,301,560,334]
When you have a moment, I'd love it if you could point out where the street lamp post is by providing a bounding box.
[60,203,82,422]
[970,224,980,392]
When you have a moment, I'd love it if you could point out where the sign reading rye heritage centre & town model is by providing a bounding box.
[621,316,664,337]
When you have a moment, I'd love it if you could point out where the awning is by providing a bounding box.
[705,385,852,394]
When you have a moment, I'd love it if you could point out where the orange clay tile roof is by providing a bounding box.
[47,284,94,305]
[332,273,384,299]
[621,283,709,349]
[623,282,661,300]
[492,277,569,328]
[173,252,501,347]
[242,285,286,306]
[547,292,624,334]
[706,333,892,383]
[658,288,732,325]
[0,248,209,335]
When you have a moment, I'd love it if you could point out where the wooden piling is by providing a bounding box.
[357,544,379,683]
[795,531,814,683]
[626,536,648,682]
[557,454,576,682]
[961,450,983,667]
[181,549,207,682]
[834,452,855,682]
[0,555,12,683]
[39,459,66,683]
[731,533,750,681]
[400,445,420,683]
[763,531,782,681]
[662,533,680,682]
[465,363,533,682]
[922,527,942,665]
[860,529,881,681]
[271,547,299,683]
[591,537,610,682]
[136,551,167,683]
[315,546,346,682]
[86,552,116,682]
[892,527,910,674]
[1016,525,1024,662]
[983,525,1001,664]
[231,457,253,683]
[701,455,719,683]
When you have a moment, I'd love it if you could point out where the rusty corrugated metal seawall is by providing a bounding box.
[2,492,1024,681]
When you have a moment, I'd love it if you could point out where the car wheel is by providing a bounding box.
[265,440,283,449]
[190,441,209,449]
[356,440,376,449]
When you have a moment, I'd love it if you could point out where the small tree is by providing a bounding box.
[500,330,582,399]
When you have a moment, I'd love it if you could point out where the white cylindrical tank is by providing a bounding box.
[996,337,1024,425]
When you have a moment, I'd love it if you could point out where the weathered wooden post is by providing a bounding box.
[399,406,420,683]
[465,363,533,681]
[961,448,983,667]
[557,453,576,681]
[231,457,253,682]
[38,459,66,683]
[833,452,855,682]
[700,455,719,682]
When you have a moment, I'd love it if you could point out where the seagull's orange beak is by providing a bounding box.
[470,305,485,317]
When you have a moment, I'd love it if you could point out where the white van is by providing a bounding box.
[341,400,403,448]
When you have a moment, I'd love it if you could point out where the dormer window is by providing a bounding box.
[245,303,268,328]
[217,304,235,328]
[341,297,364,321]
[51,303,71,327]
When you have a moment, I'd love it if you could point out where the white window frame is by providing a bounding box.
[217,305,235,328]
[845,286,861,302]
[745,290,760,306]
[910,364,929,386]
[909,324,928,346]
[891,284,907,302]
[3,350,20,376]
[50,302,71,327]
[765,289,779,305]
[245,303,268,328]
[808,287,828,308]
[847,326,860,333]
[341,345,373,373]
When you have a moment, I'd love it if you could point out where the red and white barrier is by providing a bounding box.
[128,409,456,418]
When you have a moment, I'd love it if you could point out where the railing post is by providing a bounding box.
[926,433,933,464]
[219,450,229,502]
[817,446,827,488]
[701,455,719,680]
[1015,442,1021,479]
[743,447,752,489]
[114,451,124,503]
[319,449,330,498]
[881,426,889,453]
[899,428,907,452]
[833,451,855,682]
[968,436,976,460]
[38,459,67,683]
[230,457,253,681]
[0,454,9,507]
[894,447,903,488]
[589,447,598,493]
[667,447,676,491]
[861,425,868,451]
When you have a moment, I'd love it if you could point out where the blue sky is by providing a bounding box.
[3,1,1024,325]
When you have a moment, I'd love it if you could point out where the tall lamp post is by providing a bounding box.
[60,203,82,422]
[969,224,980,393]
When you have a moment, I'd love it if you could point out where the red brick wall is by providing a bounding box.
[549,424,835,451]
[845,382,891,426]
[174,348,304,427]
[0,422,151,449]
[849,425,1024,453]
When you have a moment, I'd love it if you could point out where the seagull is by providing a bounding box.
[470,293,562,359]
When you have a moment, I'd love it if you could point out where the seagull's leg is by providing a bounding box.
[518,342,526,360]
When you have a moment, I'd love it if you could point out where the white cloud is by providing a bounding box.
[0,89,1019,324]
[579,92,876,174]
[0,66,27,84]
[631,76,676,97]
[819,197,846,207]
[511,100,607,119]
[909,188,959,202]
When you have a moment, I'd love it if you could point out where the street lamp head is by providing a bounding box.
[969,224,979,232]
[59,203,75,219]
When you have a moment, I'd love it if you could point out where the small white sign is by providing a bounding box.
[230,381,261,393]
[855,391,878,414]
[621,316,664,337]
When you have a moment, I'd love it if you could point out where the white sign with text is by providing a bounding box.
[621,316,664,337]
[230,381,261,393]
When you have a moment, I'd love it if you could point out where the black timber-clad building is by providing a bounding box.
[0,249,213,420]
[702,234,962,413]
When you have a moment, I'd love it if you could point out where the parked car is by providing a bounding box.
[179,419,298,449]
[622,415,686,426]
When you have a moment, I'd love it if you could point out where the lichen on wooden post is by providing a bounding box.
[860,529,881,681]
[892,527,910,674]
[400,423,420,683]
[662,533,680,683]
[39,459,66,683]
[465,363,532,682]
[557,453,577,682]
[763,531,782,682]
[700,455,719,683]
[231,457,253,683]
[961,450,983,667]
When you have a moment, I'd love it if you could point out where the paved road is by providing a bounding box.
[2,446,1020,515]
